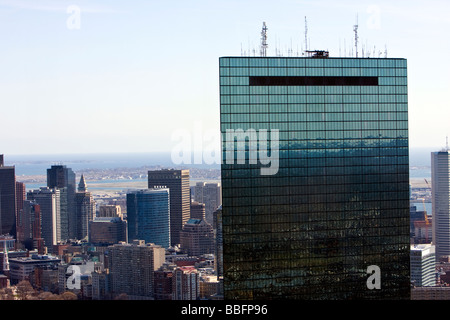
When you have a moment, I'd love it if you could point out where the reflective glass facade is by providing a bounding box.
[127,189,170,249]
[219,57,410,299]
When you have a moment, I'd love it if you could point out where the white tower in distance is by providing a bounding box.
[432,146,450,260]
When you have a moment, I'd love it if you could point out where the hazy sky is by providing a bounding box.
[1,0,449,155]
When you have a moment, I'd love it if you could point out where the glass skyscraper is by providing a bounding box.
[148,169,190,247]
[47,165,76,240]
[219,55,410,299]
[127,188,170,249]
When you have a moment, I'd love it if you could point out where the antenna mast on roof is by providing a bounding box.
[304,16,308,54]
[260,22,268,57]
[353,14,359,57]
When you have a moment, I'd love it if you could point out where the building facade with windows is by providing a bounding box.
[148,169,190,247]
[47,165,76,241]
[410,244,436,287]
[27,187,61,252]
[219,56,410,299]
[127,188,170,248]
[432,151,450,260]
[0,155,16,237]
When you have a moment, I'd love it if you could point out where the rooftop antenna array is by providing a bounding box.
[260,21,268,57]
[353,14,359,57]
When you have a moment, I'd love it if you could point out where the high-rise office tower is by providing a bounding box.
[194,182,222,225]
[16,200,39,249]
[27,187,60,251]
[148,169,190,246]
[410,244,436,287]
[0,155,16,237]
[432,151,450,259]
[127,188,171,248]
[47,165,76,240]
[219,55,410,299]
[16,200,44,254]
[75,175,95,240]
[15,181,25,222]
[31,202,44,254]
[108,240,165,299]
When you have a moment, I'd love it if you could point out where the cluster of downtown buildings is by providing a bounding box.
[0,160,222,300]
[2,53,450,300]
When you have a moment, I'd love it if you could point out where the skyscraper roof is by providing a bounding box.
[78,174,87,192]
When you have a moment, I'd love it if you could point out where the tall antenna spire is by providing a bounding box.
[353,14,359,57]
[260,21,268,57]
[304,16,308,54]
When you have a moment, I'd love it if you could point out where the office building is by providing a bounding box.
[219,55,410,299]
[127,188,170,248]
[179,218,214,256]
[108,240,165,299]
[0,155,16,237]
[27,188,60,251]
[16,200,42,251]
[148,169,190,246]
[75,175,95,240]
[88,217,127,246]
[410,244,436,287]
[432,151,450,259]
[0,249,36,273]
[47,165,76,240]
[16,181,25,223]
[194,182,222,225]
[8,254,60,285]
[190,201,206,220]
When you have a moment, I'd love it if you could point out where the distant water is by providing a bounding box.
[5,148,432,177]
[7,152,220,176]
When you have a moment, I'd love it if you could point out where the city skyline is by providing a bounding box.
[2,2,450,304]
[1,0,450,156]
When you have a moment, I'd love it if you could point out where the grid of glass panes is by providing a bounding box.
[219,57,410,300]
